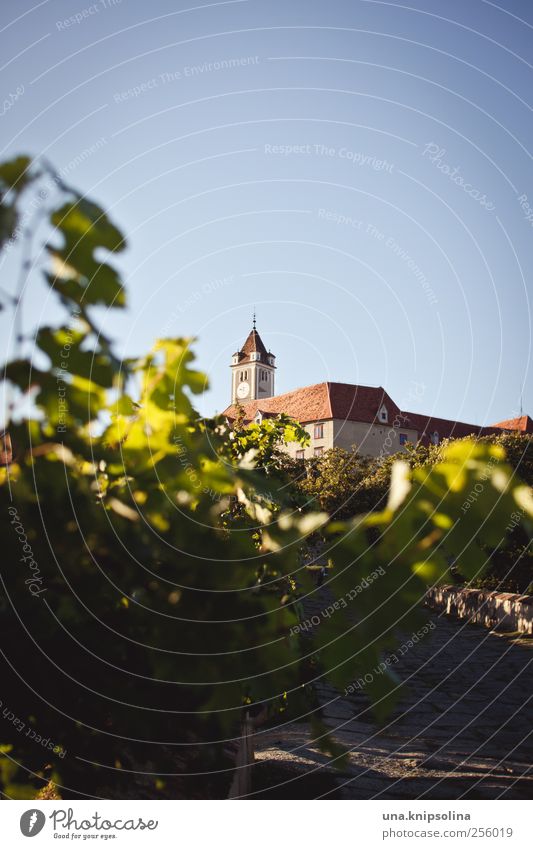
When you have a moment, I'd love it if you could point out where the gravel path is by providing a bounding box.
[252,591,533,799]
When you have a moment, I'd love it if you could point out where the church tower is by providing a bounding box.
[231,318,276,403]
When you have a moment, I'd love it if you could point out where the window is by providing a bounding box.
[314,446,324,457]
[251,352,260,361]
[268,356,275,365]
[232,355,239,365]
[379,405,388,423]
[431,431,439,445]
[399,433,408,446]
[314,423,324,439]
[295,449,305,460]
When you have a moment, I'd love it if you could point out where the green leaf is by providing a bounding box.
[0,155,33,193]
[35,326,116,387]
[51,200,125,253]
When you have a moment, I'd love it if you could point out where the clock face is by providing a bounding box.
[237,381,250,399]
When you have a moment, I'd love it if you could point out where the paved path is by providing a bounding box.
[252,591,533,799]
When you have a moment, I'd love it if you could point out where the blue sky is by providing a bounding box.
[1,0,532,423]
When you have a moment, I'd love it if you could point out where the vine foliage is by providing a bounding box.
[1,157,531,798]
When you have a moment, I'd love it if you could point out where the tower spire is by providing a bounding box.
[230,320,276,403]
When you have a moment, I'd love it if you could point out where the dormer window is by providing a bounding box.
[431,431,439,445]
[268,356,274,365]
[379,405,388,423]
[254,412,263,425]
[251,352,260,361]
[232,355,239,365]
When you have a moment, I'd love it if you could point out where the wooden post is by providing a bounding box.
[228,711,254,798]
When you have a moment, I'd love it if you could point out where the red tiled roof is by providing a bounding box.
[329,383,400,424]
[223,382,329,422]
[223,382,400,425]
[222,381,533,444]
[403,411,493,445]
[490,415,533,434]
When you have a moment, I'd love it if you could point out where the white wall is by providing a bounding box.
[284,418,419,459]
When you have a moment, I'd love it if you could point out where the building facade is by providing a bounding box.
[223,324,533,459]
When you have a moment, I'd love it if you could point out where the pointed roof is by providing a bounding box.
[242,328,269,357]
[233,325,273,364]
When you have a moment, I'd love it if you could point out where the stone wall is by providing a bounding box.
[425,584,533,635]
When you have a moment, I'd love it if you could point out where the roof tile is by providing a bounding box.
[223,382,400,425]
[489,415,533,433]
[222,382,532,444]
